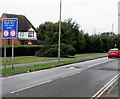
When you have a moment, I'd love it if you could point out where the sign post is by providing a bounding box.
[12,38,14,69]
[2,18,18,69]
[4,40,6,69]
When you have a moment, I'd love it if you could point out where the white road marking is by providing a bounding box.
[85,59,114,69]
[61,59,114,78]
[11,80,52,94]
[1,70,42,80]
[1,68,55,80]
[62,69,83,78]
[62,72,78,78]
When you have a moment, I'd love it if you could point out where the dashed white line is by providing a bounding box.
[11,80,52,94]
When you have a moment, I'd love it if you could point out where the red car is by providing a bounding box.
[108,48,120,58]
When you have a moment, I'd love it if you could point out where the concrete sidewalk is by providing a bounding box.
[1,54,107,69]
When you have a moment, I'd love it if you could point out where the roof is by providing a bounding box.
[0,13,37,32]
[110,48,118,51]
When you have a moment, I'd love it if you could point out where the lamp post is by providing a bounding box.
[112,23,114,35]
[58,0,62,62]
[94,27,96,35]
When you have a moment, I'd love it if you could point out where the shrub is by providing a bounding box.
[35,43,76,57]
[34,45,52,57]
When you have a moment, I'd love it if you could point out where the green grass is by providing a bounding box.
[69,53,107,58]
[1,53,107,66]
[1,60,78,75]
[0,53,107,75]
[0,57,2,65]
[1,56,66,66]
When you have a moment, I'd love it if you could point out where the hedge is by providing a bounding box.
[0,44,76,57]
[0,45,44,57]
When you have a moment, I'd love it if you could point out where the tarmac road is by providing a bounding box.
[1,57,119,98]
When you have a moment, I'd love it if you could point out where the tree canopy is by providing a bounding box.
[37,19,120,54]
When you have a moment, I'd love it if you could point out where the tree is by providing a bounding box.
[37,19,120,54]
[37,18,85,53]
[37,22,59,45]
[112,35,120,49]
[84,33,92,53]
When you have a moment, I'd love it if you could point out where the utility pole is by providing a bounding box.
[112,23,114,35]
[94,27,96,35]
[58,0,62,62]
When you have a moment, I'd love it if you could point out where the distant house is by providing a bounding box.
[0,13,39,45]
[101,32,115,36]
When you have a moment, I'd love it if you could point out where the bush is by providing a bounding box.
[34,45,52,57]
[1,45,44,57]
[35,43,76,57]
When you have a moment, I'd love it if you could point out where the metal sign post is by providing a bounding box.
[12,38,14,69]
[2,18,18,69]
[4,39,6,69]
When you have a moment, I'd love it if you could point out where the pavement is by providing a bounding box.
[0,54,107,69]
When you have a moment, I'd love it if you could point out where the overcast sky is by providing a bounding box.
[0,0,119,34]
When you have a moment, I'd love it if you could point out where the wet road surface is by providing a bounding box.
[1,57,119,98]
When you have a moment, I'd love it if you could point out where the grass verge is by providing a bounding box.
[1,53,107,66]
[71,53,107,58]
[1,56,66,66]
[1,60,78,75]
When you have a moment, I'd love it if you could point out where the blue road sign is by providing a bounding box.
[2,18,18,39]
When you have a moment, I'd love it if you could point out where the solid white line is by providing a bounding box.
[11,80,52,94]
[86,59,113,69]
[1,71,42,79]
[1,68,53,80]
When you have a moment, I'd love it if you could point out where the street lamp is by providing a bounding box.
[58,0,62,62]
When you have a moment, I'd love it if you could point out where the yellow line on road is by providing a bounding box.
[91,73,120,99]
[105,81,118,95]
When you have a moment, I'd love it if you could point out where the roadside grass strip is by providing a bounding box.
[73,53,107,58]
[1,53,107,66]
[1,56,66,66]
[0,60,78,75]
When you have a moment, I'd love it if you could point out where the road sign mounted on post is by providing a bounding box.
[2,18,18,69]
[2,18,18,39]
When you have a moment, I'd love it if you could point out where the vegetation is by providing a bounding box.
[1,45,44,57]
[1,53,106,66]
[1,56,65,65]
[73,53,107,58]
[1,19,119,58]
[1,60,78,74]
[1,18,119,75]
[37,18,120,55]
[0,52,106,75]
[35,43,76,57]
